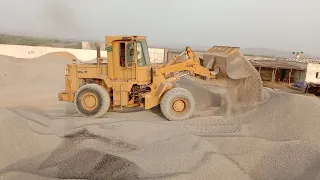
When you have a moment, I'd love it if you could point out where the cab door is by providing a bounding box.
[135,40,152,85]
[118,40,151,84]
[124,41,136,81]
[112,41,137,81]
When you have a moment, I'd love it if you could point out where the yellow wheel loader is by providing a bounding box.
[58,35,237,121]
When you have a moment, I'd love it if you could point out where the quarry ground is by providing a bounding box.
[0,54,320,180]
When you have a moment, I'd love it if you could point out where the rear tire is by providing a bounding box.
[160,88,195,121]
[74,84,110,118]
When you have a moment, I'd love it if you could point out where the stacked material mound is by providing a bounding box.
[0,54,69,88]
[177,77,222,107]
[1,51,320,180]
[0,121,251,180]
[0,108,43,169]
[0,108,62,173]
[1,89,320,180]
[47,52,76,60]
[221,90,320,180]
[0,54,72,108]
[216,52,266,115]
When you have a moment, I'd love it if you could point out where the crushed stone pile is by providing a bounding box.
[0,122,251,180]
[0,54,71,108]
[0,54,69,88]
[0,108,43,169]
[215,52,266,116]
[1,53,320,180]
[1,90,320,180]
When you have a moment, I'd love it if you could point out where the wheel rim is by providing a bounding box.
[172,98,187,113]
[81,92,98,111]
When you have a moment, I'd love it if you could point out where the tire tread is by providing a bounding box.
[160,87,195,121]
[74,84,110,118]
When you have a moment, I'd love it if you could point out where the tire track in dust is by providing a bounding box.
[8,105,272,143]
[3,109,258,180]
[221,154,254,180]
[7,107,246,138]
[201,134,301,142]
[139,152,253,180]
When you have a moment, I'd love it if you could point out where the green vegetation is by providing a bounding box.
[0,34,82,49]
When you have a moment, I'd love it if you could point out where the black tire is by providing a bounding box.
[160,88,195,121]
[74,84,110,118]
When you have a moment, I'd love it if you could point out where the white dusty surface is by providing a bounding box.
[0,54,320,180]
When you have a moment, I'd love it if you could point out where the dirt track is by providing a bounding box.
[1,54,320,180]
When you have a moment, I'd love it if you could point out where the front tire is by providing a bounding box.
[160,88,195,121]
[74,84,110,118]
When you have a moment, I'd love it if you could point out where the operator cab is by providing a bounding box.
[120,40,151,67]
[106,36,152,84]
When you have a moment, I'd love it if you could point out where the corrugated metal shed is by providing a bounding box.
[249,60,307,70]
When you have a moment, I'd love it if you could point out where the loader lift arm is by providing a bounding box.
[142,46,215,119]
[154,46,214,79]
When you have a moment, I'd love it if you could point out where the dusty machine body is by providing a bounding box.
[58,35,238,121]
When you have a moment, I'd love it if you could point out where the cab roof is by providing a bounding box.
[105,36,147,43]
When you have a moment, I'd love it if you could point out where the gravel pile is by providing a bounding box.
[1,54,320,180]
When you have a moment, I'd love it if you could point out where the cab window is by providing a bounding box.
[126,42,134,67]
[137,41,151,67]
[141,40,151,65]
[137,42,145,67]
[119,43,126,67]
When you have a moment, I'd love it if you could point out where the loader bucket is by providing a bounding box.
[206,46,256,79]
[205,45,264,116]
[208,46,240,57]
[225,53,256,79]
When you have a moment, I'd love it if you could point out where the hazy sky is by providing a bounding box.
[0,0,319,55]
